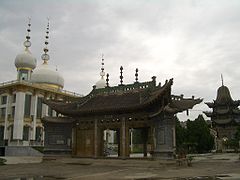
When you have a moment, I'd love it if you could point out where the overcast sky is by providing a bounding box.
[1,0,240,121]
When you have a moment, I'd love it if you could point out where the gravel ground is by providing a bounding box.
[0,153,239,180]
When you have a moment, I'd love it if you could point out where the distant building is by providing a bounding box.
[0,20,80,155]
[204,80,240,150]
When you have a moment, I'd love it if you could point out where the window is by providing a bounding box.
[24,94,31,117]
[48,106,53,117]
[35,127,42,142]
[0,126,4,140]
[0,108,6,118]
[36,97,43,118]
[12,94,16,103]
[23,126,29,141]
[19,70,28,81]
[11,106,15,118]
[0,126,4,146]
[1,96,7,105]
[9,125,13,141]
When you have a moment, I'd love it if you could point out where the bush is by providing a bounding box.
[0,158,6,165]
[32,146,44,153]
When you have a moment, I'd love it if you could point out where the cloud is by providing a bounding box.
[1,0,240,120]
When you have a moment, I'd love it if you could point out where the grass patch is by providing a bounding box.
[0,158,6,165]
[32,146,44,153]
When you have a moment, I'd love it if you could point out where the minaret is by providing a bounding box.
[31,19,64,89]
[95,54,107,89]
[15,18,36,81]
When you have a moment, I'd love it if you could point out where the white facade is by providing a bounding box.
[0,21,81,147]
[0,81,80,147]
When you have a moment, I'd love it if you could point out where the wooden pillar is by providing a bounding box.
[94,118,98,158]
[143,128,148,157]
[120,117,129,158]
[98,129,104,157]
[125,126,130,157]
[172,126,176,149]
[72,126,77,156]
[117,129,120,156]
[121,117,126,158]
[149,126,154,155]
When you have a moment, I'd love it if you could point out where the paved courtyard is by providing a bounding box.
[0,153,240,180]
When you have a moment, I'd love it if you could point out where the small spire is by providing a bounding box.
[120,66,123,85]
[135,68,138,82]
[106,73,109,87]
[100,54,105,78]
[41,18,50,64]
[23,17,32,49]
[221,74,224,86]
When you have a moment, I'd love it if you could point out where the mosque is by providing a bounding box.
[0,20,82,155]
[0,19,202,158]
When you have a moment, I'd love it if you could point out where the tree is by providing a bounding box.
[175,115,214,154]
[186,115,214,153]
[175,117,187,153]
[235,126,240,141]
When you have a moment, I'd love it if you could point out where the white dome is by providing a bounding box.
[31,63,64,88]
[96,77,106,89]
[15,48,37,69]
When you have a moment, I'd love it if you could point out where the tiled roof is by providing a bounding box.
[44,79,173,116]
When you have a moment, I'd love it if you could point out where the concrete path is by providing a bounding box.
[0,153,239,179]
[0,156,42,164]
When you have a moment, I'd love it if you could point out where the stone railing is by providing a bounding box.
[0,80,83,97]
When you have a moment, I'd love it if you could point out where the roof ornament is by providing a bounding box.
[23,17,32,49]
[100,54,105,78]
[135,68,139,82]
[120,66,123,85]
[41,18,50,64]
[106,73,109,87]
[221,74,224,86]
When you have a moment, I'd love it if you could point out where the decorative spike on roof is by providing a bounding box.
[23,17,32,49]
[135,68,139,83]
[120,66,123,85]
[106,73,109,87]
[41,18,50,64]
[100,54,105,77]
[221,74,224,86]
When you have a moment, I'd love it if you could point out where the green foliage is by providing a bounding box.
[132,145,143,153]
[32,146,44,153]
[175,117,187,151]
[225,139,239,150]
[235,126,240,141]
[132,129,148,144]
[0,158,6,165]
[223,126,240,151]
[176,115,214,154]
